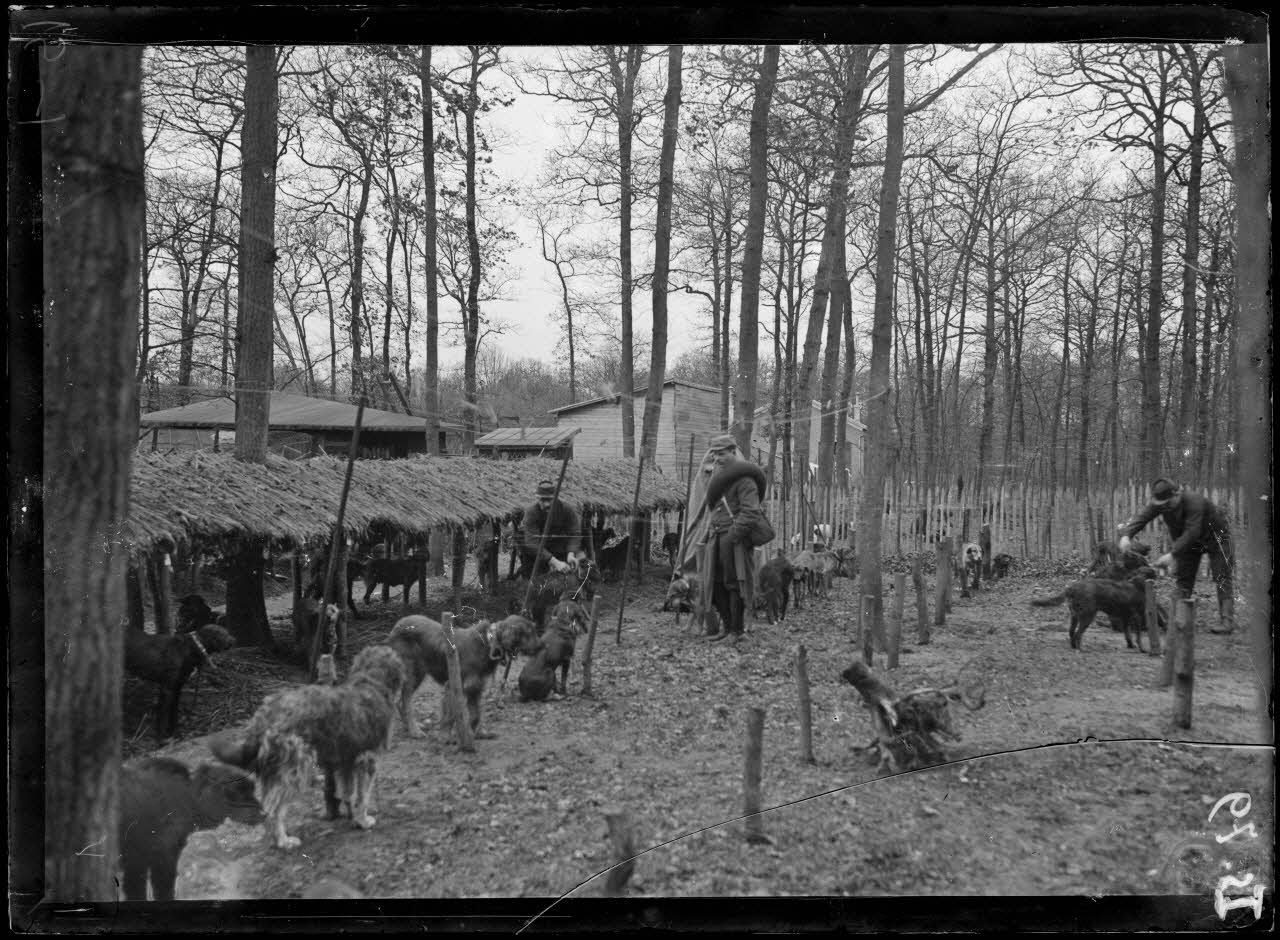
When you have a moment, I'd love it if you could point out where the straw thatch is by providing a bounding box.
[127,451,686,556]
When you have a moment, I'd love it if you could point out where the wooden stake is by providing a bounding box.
[1172,598,1195,729]
[888,572,905,669]
[935,538,951,626]
[603,809,636,896]
[579,595,602,697]
[795,645,815,763]
[441,611,475,752]
[742,706,770,844]
[1144,579,1162,656]
[861,594,876,666]
[615,456,646,645]
[912,555,930,645]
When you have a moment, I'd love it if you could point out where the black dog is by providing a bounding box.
[125,623,236,739]
[991,553,1015,580]
[118,756,262,900]
[755,554,794,624]
[1031,570,1166,651]
[596,534,631,580]
[362,556,423,604]
[175,594,223,633]
[518,600,589,701]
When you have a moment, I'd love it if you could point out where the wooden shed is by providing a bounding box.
[751,401,866,487]
[548,379,722,482]
[138,391,451,459]
[474,425,579,461]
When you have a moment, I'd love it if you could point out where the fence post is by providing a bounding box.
[913,555,930,644]
[935,538,952,626]
[888,572,905,669]
[795,644,815,763]
[603,809,636,896]
[1172,598,1195,729]
[580,595,603,696]
[441,611,476,753]
[1144,579,1162,657]
[742,707,770,844]
[861,593,877,665]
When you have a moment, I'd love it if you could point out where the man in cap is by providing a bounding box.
[1117,476,1235,634]
[518,479,584,579]
[698,432,773,641]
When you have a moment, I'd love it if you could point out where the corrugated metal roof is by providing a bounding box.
[549,379,721,414]
[139,391,429,432]
[474,426,579,448]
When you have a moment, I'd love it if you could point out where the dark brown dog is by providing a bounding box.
[755,554,794,624]
[210,645,407,850]
[385,613,543,740]
[1031,571,1165,651]
[119,756,262,900]
[518,600,590,701]
[362,556,423,604]
[1089,538,1151,576]
[125,623,236,739]
[175,593,224,632]
[991,553,1015,579]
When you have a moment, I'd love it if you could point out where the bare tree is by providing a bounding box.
[225,44,278,649]
[42,42,144,901]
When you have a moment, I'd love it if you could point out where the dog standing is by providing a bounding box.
[1031,570,1166,651]
[385,613,542,740]
[362,555,423,605]
[125,623,236,740]
[755,554,794,624]
[991,553,1015,580]
[119,756,262,900]
[210,645,406,850]
[663,572,701,625]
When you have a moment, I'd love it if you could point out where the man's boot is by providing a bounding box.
[1210,593,1235,635]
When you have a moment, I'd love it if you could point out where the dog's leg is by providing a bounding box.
[323,767,343,820]
[349,754,377,830]
[468,691,496,739]
[399,685,423,739]
[271,805,301,851]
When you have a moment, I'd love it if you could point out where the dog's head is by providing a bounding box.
[962,543,982,563]
[192,761,265,827]
[488,614,543,662]
[347,644,407,698]
[548,600,590,636]
[177,594,218,631]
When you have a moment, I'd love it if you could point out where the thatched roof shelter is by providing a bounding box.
[128,451,687,556]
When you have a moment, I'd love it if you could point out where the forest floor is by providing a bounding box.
[128,554,1273,915]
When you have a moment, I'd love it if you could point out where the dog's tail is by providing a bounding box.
[1030,592,1068,607]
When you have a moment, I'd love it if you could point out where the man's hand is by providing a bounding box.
[1118,535,1131,553]
[1154,553,1174,571]
[549,557,571,574]
[566,551,577,566]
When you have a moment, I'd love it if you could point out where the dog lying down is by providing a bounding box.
[210,644,406,850]
[385,613,543,740]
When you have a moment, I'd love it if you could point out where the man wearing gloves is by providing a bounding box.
[1117,476,1236,634]
[518,479,584,579]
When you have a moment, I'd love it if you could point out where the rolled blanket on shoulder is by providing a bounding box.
[705,459,767,507]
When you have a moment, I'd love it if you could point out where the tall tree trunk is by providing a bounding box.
[1142,121,1167,480]
[641,45,683,462]
[421,46,441,456]
[349,169,373,395]
[612,45,643,457]
[855,44,904,635]
[732,44,778,453]
[42,42,143,902]
[719,207,734,427]
[1176,44,1206,477]
[975,226,999,496]
[1224,42,1272,744]
[227,44,278,649]
[462,49,483,450]
[837,265,856,485]
[817,205,847,491]
[793,46,871,523]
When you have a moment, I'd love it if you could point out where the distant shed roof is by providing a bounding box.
[475,426,578,449]
[139,391,428,433]
[549,379,720,414]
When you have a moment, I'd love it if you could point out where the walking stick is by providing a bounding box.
[615,455,646,644]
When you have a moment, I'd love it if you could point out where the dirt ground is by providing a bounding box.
[132,555,1273,916]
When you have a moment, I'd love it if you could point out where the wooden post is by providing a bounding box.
[861,594,876,665]
[1158,598,1180,689]
[795,644,815,763]
[742,706,770,844]
[579,595,602,697]
[1144,579,1162,656]
[615,457,647,644]
[912,555,930,644]
[126,560,146,632]
[1095,508,1105,550]
[603,809,636,896]
[311,398,365,677]
[699,540,715,635]
[979,523,992,580]
[441,611,475,752]
[935,538,951,626]
[1172,598,1195,729]
[888,572,905,669]
[154,548,173,635]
